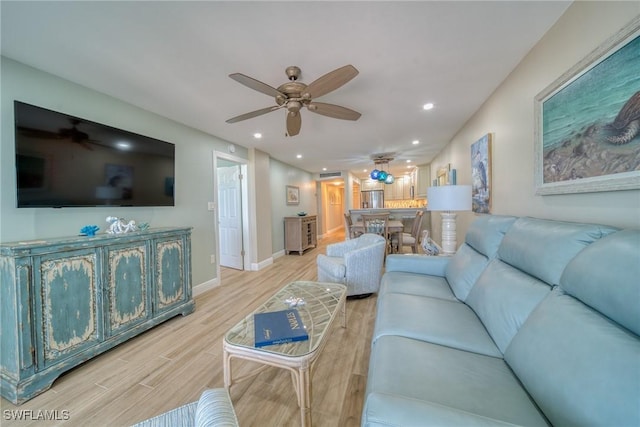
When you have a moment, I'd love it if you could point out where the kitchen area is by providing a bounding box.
[349,164,429,241]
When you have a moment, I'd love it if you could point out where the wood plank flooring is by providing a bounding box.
[1,230,378,427]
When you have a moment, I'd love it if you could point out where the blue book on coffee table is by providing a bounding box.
[254,309,309,347]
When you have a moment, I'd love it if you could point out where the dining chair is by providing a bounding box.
[344,213,363,239]
[361,212,391,253]
[392,210,425,253]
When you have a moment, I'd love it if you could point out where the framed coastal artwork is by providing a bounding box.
[471,134,492,213]
[286,185,300,205]
[534,17,640,195]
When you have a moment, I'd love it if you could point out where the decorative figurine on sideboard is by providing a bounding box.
[106,216,137,234]
[80,225,100,236]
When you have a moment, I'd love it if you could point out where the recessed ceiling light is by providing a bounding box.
[406,159,411,163]
[116,141,131,149]
[253,133,262,139]
[412,140,420,145]
[322,167,327,171]
[363,169,368,172]
[296,154,302,159]
[422,103,434,110]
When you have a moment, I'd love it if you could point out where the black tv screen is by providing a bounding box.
[14,101,175,208]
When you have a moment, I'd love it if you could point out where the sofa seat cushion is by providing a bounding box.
[364,335,548,427]
[373,293,502,357]
[378,271,457,301]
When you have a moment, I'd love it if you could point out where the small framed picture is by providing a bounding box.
[286,185,300,205]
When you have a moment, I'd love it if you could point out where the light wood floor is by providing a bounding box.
[1,230,379,427]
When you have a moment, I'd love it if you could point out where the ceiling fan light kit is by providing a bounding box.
[226,65,361,136]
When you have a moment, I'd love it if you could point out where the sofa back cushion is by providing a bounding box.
[560,229,640,336]
[497,217,617,286]
[445,215,516,301]
[465,259,550,353]
[465,217,617,354]
[504,229,640,426]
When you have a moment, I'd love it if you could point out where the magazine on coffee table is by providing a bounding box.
[254,309,309,347]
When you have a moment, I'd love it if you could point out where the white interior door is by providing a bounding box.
[218,164,243,269]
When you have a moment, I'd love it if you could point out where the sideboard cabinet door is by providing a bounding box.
[34,250,102,368]
[154,235,190,312]
[105,243,151,336]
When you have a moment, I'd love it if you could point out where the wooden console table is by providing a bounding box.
[0,227,195,404]
[284,215,317,255]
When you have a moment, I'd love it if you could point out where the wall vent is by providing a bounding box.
[319,171,343,178]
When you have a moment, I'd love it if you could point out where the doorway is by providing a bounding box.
[214,152,249,272]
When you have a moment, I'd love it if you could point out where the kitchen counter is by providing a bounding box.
[348,208,429,234]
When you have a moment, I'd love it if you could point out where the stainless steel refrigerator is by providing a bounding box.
[361,190,384,209]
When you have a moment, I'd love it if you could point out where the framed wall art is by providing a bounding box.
[436,164,450,186]
[286,185,300,205]
[534,17,640,195]
[471,133,492,213]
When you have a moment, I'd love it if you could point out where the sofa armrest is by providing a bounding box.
[385,254,450,276]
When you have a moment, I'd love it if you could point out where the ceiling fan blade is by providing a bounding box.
[229,73,285,98]
[307,102,361,121]
[226,105,282,123]
[304,65,359,99]
[17,126,62,139]
[286,111,301,136]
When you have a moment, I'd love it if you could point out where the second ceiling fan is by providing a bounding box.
[226,64,361,136]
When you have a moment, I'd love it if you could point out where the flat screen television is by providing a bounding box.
[14,101,175,208]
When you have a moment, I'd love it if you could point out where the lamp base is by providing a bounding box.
[440,212,458,256]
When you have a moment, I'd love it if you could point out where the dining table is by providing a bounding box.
[351,220,405,253]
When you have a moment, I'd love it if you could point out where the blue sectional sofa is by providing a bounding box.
[362,215,640,426]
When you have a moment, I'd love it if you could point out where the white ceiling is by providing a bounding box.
[1,1,571,180]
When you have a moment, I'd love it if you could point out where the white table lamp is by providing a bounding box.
[427,185,472,255]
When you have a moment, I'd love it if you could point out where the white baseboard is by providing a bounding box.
[193,277,219,296]
[326,225,343,235]
[251,256,274,271]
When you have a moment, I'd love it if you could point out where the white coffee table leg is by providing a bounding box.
[223,348,232,390]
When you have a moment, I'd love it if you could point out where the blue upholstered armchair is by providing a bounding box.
[316,233,387,297]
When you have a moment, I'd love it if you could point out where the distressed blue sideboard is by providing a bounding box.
[0,227,195,404]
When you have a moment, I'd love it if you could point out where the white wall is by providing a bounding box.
[429,2,640,247]
[0,58,249,286]
[269,158,317,253]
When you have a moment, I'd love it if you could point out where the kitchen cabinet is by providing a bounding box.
[414,165,429,198]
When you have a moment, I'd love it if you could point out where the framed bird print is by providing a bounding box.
[534,17,640,195]
[471,134,492,213]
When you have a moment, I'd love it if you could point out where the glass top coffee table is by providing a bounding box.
[223,280,347,427]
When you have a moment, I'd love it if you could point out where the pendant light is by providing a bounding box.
[369,154,395,185]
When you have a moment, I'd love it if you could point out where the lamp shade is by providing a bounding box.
[427,185,472,211]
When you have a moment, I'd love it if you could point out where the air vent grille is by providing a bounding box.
[319,171,342,178]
